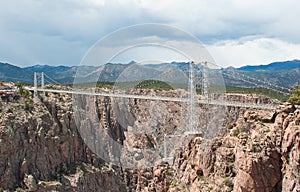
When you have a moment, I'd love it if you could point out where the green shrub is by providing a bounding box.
[223,177,234,190]
[23,90,30,98]
[24,102,34,111]
[227,123,234,130]
[15,188,25,192]
[232,128,240,137]
[15,81,24,96]
[56,173,62,182]
[288,85,300,104]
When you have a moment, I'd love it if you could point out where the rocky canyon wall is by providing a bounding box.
[0,91,298,192]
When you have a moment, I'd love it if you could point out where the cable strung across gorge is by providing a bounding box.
[43,73,61,85]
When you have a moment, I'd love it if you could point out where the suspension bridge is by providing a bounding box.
[25,62,292,163]
[27,63,289,110]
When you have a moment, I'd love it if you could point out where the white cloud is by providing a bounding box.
[0,0,299,66]
[206,37,300,67]
[129,0,300,42]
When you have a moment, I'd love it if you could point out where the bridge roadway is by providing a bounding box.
[28,88,278,110]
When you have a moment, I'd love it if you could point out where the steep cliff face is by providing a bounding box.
[142,104,299,192]
[0,96,125,191]
[0,91,299,191]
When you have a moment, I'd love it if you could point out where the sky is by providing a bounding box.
[0,0,300,67]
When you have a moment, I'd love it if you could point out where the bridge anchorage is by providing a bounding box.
[29,61,285,164]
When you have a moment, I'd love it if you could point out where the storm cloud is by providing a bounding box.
[0,0,299,67]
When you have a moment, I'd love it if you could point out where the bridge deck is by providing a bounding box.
[28,88,278,110]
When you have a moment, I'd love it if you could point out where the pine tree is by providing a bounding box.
[288,85,300,104]
[15,81,23,96]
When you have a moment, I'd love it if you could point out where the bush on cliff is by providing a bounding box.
[288,85,300,105]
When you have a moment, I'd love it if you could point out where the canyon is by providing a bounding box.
[0,90,299,191]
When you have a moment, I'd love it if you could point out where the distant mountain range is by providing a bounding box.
[237,60,300,71]
[0,63,33,83]
[228,60,300,89]
[0,60,299,90]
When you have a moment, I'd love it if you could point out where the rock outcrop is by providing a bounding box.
[0,90,299,191]
[127,103,299,192]
[0,95,125,191]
